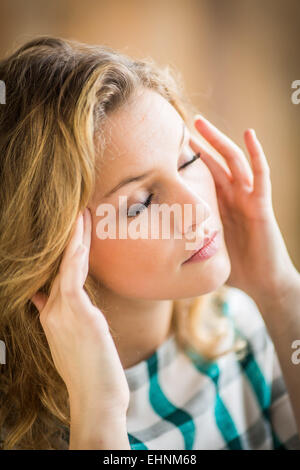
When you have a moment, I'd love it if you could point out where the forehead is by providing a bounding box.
[90,89,185,204]
[102,89,184,160]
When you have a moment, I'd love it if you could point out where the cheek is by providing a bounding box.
[88,233,164,294]
[203,166,221,212]
[88,163,222,295]
[189,161,220,215]
[198,158,216,190]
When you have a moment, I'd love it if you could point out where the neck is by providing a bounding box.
[91,281,175,369]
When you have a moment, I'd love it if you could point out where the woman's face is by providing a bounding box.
[88,88,231,300]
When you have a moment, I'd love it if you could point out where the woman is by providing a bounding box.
[0,36,300,450]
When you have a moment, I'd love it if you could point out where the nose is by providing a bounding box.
[172,181,212,241]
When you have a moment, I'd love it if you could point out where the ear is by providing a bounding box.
[31,292,48,313]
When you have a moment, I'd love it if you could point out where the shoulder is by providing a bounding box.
[220,286,275,377]
[219,287,300,449]
[222,285,268,337]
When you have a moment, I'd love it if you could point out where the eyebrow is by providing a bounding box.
[103,121,187,198]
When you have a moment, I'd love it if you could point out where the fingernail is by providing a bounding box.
[194,115,209,127]
[194,114,203,123]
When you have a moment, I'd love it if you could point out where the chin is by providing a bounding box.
[185,250,232,297]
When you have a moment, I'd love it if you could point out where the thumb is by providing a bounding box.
[31,292,48,313]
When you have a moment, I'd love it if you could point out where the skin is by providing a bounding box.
[87,88,231,370]
[189,116,300,434]
[32,87,300,447]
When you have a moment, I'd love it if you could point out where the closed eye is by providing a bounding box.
[179,152,201,170]
[127,153,201,218]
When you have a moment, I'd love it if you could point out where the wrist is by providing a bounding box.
[248,268,300,311]
[69,413,130,450]
[250,270,300,337]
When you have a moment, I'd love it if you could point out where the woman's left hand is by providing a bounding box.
[189,115,299,302]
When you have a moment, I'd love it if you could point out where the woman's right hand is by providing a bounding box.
[30,208,130,421]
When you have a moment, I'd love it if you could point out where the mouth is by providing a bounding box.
[182,229,220,264]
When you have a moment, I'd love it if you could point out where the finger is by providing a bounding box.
[31,291,48,313]
[244,129,271,198]
[59,244,94,311]
[82,208,92,280]
[61,244,86,290]
[59,212,84,275]
[66,212,84,257]
[47,272,62,304]
[194,115,253,187]
[189,132,233,193]
[82,208,92,252]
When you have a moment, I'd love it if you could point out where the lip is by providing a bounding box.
[182,230,220,264]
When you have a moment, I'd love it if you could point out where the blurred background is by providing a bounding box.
[1,0,299,269]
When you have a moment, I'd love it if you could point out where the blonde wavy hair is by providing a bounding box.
[0,36,246,450]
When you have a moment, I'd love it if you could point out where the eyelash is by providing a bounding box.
[127,152,201,218]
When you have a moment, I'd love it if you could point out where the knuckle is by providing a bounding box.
[235,147,245,159]
[255,165,264,175]
[59,280,78,298]
[72,244,86,262]
[257,163,270,176]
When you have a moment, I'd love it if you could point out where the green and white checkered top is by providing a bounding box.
[124,287,300,450]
